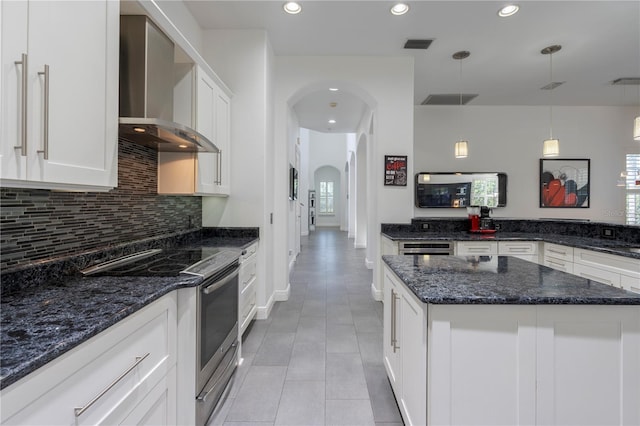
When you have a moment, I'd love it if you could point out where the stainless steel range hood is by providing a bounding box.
[119,15,218,153]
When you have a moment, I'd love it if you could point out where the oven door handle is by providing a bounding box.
[203,266,240,295]
[197,341,238,402]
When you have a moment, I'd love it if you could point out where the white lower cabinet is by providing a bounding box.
[543,243,640,291]
[573,247,640,290]
[622,274,640,294]
[383,264,640,426]
[536,306,640,426]
[498,240,539,263]
[455,240,497,256]
[543,243,575,273]
[0,293,177,425]
[383,268,427,426]
[239,242,258,336]
[429,305,537,425]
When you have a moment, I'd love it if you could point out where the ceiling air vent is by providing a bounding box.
[611,77,640,85]
[421,94,478,105]
[541,81,565,90]
[404,39,433,50]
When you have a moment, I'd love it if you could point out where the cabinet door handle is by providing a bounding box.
[390,288,395,349]
[215,150,223,185]
[391,289,400,353]
[14,53,28,156]
[74,352,150,417]
[37,65,49,160]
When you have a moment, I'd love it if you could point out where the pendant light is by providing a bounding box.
[453,50,470,159]
[541,45,561,157]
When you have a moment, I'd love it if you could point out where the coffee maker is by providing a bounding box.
[479,206,494,231]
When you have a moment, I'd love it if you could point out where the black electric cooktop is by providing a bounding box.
[82,247,240,278]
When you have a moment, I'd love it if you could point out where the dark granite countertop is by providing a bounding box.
[381,230,640,260]
[0,235,258,391]
[382,255,640,305]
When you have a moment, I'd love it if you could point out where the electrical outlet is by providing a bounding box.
[601,227,615,239]
[422,223,430,230]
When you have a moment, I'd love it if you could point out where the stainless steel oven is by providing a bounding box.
[82,246,242,426]
[194,261,240,425]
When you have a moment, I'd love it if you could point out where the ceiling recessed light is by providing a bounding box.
[283,2,302,15]
[329,87,339,92]
[178,144,188,149]
[390,3,409,16]
[498,4,519,17]
[328,119,336,124]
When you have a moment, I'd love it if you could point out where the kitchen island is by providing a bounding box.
[382,255,640,426]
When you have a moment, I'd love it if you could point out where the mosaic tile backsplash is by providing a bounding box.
[0,140,202,271]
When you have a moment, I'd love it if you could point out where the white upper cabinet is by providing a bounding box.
[1,0,118,191]
[195,65,230,196]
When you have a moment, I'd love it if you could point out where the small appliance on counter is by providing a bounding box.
[467,206,496,233]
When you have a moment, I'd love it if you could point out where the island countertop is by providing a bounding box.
[382,255,640,305]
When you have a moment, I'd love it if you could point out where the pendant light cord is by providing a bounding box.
[459,57,463,139]
[549,52,554,140]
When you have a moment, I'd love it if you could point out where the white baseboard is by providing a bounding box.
[256,293,275,320]
[354,242,366,249]
[370,282,383,301]
[275,283,291,301]
[365,257,374,269]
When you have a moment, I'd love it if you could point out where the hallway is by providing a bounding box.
[209,227,402,425]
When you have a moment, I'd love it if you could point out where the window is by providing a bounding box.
[624,154,640,225]
[471,178,499,208]
[319,181,334,214]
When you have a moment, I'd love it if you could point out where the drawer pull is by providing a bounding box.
[547,248,567,256]
[74,352,150,417]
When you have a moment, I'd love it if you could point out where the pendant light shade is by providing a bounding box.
[634,116,640,141]
[542,139,560,157]
[541,45,561,157]
[453,50,470,158]
[455,140,469,158]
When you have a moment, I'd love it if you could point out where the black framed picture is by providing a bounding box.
[540,158,590,208]
[384,155,408,186]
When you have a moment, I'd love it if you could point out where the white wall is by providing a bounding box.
[200,29,277,319]
[413,105,640,223]
[300,128,311,235]
[153,0,203,53]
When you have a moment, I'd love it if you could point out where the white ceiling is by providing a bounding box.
[184,0,640,133]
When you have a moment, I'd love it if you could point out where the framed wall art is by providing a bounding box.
[539,158,590,208]
[384,155,408,186]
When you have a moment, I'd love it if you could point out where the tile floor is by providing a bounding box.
[208,227,403,426]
